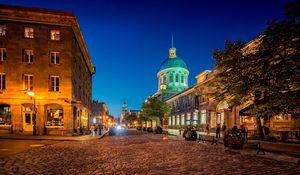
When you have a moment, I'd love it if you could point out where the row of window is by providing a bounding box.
[172,94,196,110]
[161,74,186,84]
[0,25,60,40]
[169,111,224,128]
[0,48,60,64]
[0,104,63,126]
[0,73,59,91]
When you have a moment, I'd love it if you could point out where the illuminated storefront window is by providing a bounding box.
[200,110,206,125]
[181,114,185,126]
[46,105,63,126]
[0,105,11,125]
[193,112,198,125]
[176,115,180,126]
[172,116,175,126]
[186,113,191,125]
[210,111,216,128]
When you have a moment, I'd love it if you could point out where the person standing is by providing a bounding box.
[98,124,102,135]
[90,124,95,136]
[206,124,210,134]
[221,124,227,137]
[216,124,221,138]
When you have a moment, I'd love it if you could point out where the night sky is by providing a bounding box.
[0,0,287,117]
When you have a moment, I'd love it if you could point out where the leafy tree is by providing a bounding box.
[140,96,171,126]
[123,113,138,126]
[213,1,300,140]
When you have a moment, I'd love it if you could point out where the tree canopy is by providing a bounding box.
[140,96,171,125]
[122,112,138,125]
[213,1,300,119]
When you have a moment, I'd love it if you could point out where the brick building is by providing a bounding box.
[0,5,95,136]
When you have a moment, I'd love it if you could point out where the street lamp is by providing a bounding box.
[27,91,37,136]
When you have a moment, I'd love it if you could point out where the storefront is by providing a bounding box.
[0,104,11,133]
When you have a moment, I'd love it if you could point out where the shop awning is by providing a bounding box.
[239,104,254,116]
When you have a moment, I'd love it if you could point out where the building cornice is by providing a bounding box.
[0,5,95,74]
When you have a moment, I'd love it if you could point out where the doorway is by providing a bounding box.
[23,106,34,132]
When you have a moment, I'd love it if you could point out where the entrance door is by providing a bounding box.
[23,108,33,132]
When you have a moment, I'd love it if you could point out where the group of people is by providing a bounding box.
[205,123,248,140]
[90,124,103,136]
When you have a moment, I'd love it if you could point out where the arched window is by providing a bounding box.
[163,75,166,84]
[181,75,184,83]
[169,74,173,83]
[175,74,179,82]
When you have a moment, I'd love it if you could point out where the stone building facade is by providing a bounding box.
[165,85,198,129]
[0,5,95,136]
[166,69,240,136]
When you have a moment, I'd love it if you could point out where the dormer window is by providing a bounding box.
[24,27,34,38]
[50,30,60,40]
[0,25,6,36]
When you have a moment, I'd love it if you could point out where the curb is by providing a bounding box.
[0,131,109,141]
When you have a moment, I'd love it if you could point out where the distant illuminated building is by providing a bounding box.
[120,98,127,122]
[0,5,95,135]
[92,101,109,126]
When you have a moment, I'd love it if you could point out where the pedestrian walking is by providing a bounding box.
[216,124,221,138]
[90,124,96,136]
[256,141,265,155]
[241,124,248,143]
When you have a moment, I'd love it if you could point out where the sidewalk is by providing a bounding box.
[0,130,109,141]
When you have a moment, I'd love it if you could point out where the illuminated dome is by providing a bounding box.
[157,47,189,101]
[159,56,188,71]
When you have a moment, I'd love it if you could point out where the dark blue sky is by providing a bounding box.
[1,0,287,117]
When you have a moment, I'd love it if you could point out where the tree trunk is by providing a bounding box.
[256,115,265,140]
[254,91,265,140]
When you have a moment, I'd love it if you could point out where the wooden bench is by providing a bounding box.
[257,141,300,164]
[198,134,218,145]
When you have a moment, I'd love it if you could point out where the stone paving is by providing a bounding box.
[0,133,299,175]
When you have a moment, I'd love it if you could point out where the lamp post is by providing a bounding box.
[27,91,37,136]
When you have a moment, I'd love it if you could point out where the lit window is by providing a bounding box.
[23,50,34,63]
[0,48,6,61]
[0,25,6,36]
[50,51,60,64]
[0,105,11,125]
[24,27,34,38]
[50,30,60,40]
[23,74,33,90]
[46,105,63,126]
[200,110,206,125]
[0,73,5,90]
[50,76,59,92]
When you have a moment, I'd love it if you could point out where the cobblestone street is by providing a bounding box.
[0,132,299,175]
